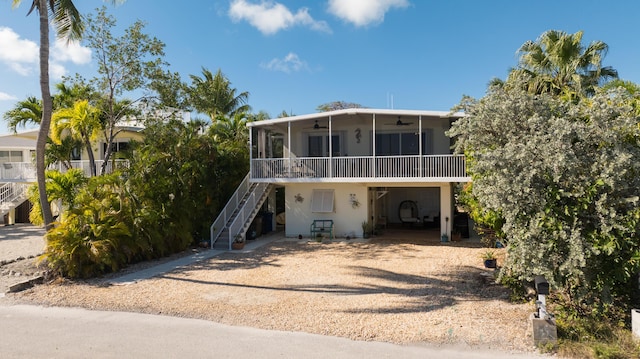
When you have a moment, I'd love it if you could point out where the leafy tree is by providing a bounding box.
[507,30,618,98]
[277,110,293,118]
[188,67,251,120]
[449,84,640,318]
[148,69,189,110]
[603,79,640,115]
[83,6,167,174]
[54,77,100,109]
[316,101,364,112]
[127,119,223,246]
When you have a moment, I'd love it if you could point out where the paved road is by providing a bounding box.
[0,224,45,263]
[0,304,545,359]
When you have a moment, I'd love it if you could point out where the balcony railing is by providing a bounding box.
[0,160,129,181]
[251,155,467,181]
[0,162,36,181]
[49,160,130,176]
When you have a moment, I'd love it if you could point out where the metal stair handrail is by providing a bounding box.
[210,172,251,248]
[0,182,29,214]
[225,183,271,250]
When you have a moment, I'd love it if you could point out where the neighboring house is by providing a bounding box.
[0,106,189,225]
[211,108,470,249]
[0,131,37,224]
[0,128,138,225]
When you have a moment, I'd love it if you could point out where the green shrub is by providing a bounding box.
[41,174,135,278]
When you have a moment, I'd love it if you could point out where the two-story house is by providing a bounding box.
[211,108,469,249]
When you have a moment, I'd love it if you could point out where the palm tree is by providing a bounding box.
[188,68,251,120]
[3,96,42,133]
[51,100,101,176]
[11,0,83,229]
[510,30,618,97]
[45,136,80,170]
[210,112,250,146]
[12,0,121,229]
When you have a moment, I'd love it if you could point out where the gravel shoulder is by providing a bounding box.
[0,225,47,294]
[3,234,540,355]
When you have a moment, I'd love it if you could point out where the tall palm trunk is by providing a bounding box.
[84,137,97,176]
[36,0,54,229]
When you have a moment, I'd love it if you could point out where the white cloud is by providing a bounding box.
[261,52,309,73]
[0,27,91,79]
[0,92,18,101]
[327,0,409,27]
[50,62,67,79]
[229,0,331,35]
[0,27,38,75]
[52,38,92,65]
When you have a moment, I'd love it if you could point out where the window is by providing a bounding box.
[0,151,23,162]
[269,134,284,158]
[374,130,433,156]
[307,134,342,157]
[103,141,131,158]
[311,189,334,213]
[71,147,81,161]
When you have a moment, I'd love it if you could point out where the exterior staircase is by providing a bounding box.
[210,173,273,250]
[0,182,29,220]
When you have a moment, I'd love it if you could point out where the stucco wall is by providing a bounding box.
[285,183,368,238]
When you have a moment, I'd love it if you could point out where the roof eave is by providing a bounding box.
[247,108,465,127]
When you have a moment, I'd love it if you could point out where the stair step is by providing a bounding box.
[210,178,272,250]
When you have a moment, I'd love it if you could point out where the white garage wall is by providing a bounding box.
[285,183,368,238]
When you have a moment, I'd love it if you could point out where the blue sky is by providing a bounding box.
[1,0,640,135]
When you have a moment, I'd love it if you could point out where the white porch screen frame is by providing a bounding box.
[311,189,335,213]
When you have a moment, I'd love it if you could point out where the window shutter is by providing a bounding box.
[311,189,334,213]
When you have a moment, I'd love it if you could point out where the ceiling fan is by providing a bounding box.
[385,116,413,126]
[305,120,328,129]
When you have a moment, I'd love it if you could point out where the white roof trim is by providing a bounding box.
[247,108,465,127]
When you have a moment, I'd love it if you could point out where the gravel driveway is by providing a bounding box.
[7,232,539,355]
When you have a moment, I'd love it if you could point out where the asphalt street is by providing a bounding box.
[0,304,546,359]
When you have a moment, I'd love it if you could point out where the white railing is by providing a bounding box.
[49,160,130,176]
[251,154,467,180]
[0,160,129,180]
[225,182,271,250]
[0,162,36,181]
[210,172,251,248]
[0,182,28,210]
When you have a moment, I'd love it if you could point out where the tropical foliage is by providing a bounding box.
[3,96,42,133]
[316,101,363,112]
[27,169,88,225]
[43,173,135,278]
[51,100,101,176]
[496,30,618,99]
[188,67,251,120]
[450,81,640,319]
[38,115,250,277]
